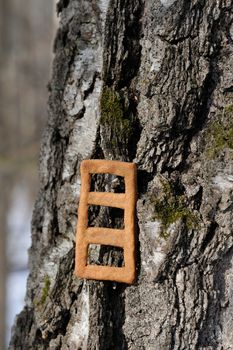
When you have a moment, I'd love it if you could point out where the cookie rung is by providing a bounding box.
[87,192,125,209]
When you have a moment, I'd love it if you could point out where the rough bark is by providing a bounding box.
[10,0,233,349]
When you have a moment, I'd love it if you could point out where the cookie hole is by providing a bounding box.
[88,205,124,229]
[87,244,125,267]
[90,173,125,193]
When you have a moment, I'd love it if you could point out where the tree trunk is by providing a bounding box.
[10,0,233,349]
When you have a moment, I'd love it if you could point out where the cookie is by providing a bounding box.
[75,159,137,284]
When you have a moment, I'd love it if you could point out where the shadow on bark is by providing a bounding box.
[100,282,128,350]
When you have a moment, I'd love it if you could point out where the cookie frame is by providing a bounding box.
[75,159,137,284]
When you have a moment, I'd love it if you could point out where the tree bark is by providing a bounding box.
[10,0,233,349]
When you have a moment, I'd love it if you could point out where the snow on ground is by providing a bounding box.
[6,181,31,345]
[6,270,29,345]
[7,182,32,269]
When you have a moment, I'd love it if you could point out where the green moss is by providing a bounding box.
[205,104,233,158]
[151,180,198,238]
[40,275,51,306]
[100,87,134,146]
[225,104,233,114]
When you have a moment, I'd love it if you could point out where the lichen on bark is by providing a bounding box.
[149,177,199,238]
[205,102,233,159]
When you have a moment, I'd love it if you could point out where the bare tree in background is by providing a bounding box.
[10,0,233,349]
[0,0,55,348]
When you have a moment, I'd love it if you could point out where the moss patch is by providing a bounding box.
[100,87,134,147]
[40,275,51,306]
[205,104,233,158]
[151,180,197,238]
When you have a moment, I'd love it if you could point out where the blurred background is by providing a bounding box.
[0,0,58,347]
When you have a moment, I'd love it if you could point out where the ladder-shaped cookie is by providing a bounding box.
[75,159,137,284]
